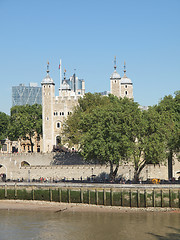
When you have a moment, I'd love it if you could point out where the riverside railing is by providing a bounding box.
[0,184,180,208]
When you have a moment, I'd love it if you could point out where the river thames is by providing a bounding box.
[0,209,179,240]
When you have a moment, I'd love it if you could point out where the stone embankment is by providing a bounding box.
[0,182,179,209]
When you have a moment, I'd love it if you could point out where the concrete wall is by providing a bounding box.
[0,153,179,181]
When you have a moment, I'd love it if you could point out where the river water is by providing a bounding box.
[0,210,179,240]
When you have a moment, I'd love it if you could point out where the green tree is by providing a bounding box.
[64,93,111,146]
[0,112,10,140]
[130,106,170,182]
[8,104,42,152]
[64,93,172,182]
[155,91,180,179]
[64,93,141,181]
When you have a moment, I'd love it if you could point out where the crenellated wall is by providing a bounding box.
[0,153,179,181]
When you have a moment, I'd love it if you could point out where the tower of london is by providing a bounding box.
[41,58,133,153]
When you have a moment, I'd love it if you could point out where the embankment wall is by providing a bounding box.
[0,153,179,181]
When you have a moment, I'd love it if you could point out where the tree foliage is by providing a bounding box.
[0,112,10,140]
[64,92,176,182]
[156,91,180,153]
[64,94,141,180]
[155,91,180,178]
[131,106,171,182]
[8,104,42,152]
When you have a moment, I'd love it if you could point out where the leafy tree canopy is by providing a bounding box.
[8,104,42,152]
[155,91,180,178]
[64,93,174,182]
[0,112,10,140]
[131,106,171,182]
[156,91,180,153]
[64,93,142,180]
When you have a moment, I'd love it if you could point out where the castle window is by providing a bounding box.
[115,80,116,83]
[49,85,51,88]
[57,122,61,128]
[54,112,56,116]
[44,86,45,88]
[125,91,128,95]
[60,112,61,115]
[56,112,58,116]
[62,112,64,116]
[56,136,61,145]
[125,85,127,88]
[46,117,49,120]
[78,92,81,95]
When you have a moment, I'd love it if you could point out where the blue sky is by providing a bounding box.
[0,0,179,114]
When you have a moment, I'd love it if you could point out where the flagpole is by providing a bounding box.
[60,59,62,89]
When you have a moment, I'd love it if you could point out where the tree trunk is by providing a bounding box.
[133,161,146,183]
[168,150,173,180]
[30,136,34,153]
[133,167,139,183]
[109,162,119,182]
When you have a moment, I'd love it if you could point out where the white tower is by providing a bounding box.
[41,62,55,153]
[110,56,121,98]
[120,61,133,99]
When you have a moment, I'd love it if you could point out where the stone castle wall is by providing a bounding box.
[0,153,179,181]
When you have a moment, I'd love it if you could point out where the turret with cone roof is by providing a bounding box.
[110,56,121,97]
[110,56,121,80]
[41,62,55,85]
[120,60,133,99]
[121,61,132,84]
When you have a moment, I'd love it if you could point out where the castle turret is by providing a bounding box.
[120,61,133,99]
[41,62,55,152]
[110,56,121,97]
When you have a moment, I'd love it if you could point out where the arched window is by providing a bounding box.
[56,136,61,145]
[57,122,60,128]
[21,161,30,167]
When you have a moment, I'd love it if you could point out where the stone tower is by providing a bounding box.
[110,56,121,98]
[120,61,133,99]
[41,63,55,153]
[41,63,85,153]
[110,58,133,99]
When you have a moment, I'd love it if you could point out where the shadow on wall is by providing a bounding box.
[52,152,100,165]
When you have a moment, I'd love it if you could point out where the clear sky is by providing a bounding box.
[0,0,179,114]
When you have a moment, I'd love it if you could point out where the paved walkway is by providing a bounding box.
[0,182,180,189]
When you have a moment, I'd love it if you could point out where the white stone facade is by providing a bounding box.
[110,59,133,99]
[41,59,133,153]
[41,65,85,153]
